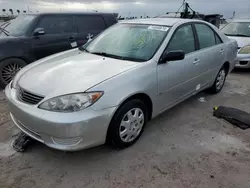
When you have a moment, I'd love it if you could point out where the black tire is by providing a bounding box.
[209,66,227,94]
[107,99,148,149]
[0,58,27,88]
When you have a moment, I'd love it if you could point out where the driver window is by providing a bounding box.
[167,24,196,54]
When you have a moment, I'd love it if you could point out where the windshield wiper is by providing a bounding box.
[90,51,145,62]
[90,52,125,60]
[0,21,10,28]
[225,33,250,37]
[78,45,89,53]
[0,27,9,36]
[0,22,10,36]
[0,23,6,28]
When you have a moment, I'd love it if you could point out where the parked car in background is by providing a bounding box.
[5,18,237,151]
[0,12,117,87]
[221,19,250,68]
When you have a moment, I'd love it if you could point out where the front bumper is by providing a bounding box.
[235,53,250,68]
[5,84,116,151]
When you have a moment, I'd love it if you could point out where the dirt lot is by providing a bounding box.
[0,70,250,188]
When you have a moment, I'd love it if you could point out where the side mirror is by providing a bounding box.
[159,50,185,64]
[33,28,45,36]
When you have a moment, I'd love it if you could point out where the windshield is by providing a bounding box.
[85,24,170,62]
[0,15,36,37]
[221,22,250,37]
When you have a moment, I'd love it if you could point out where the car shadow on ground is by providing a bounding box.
[231,68,250,75]
[25,90,211,159]
[8,70,247,161]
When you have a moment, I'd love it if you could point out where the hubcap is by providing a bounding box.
[1,63,22,84]
[216,69,226,90]
[119,108,145,143]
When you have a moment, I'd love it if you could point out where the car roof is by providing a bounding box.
[120,18,201,26]
[25,12,115,16]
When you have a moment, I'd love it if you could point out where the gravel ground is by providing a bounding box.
[0,70,250,188]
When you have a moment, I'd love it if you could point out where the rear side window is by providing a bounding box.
[102,15,117,27]
[75,16,106,33]
[36,15,73,34]
[195,24,217,49]
[167,24,196,54]
[215,34,223,44]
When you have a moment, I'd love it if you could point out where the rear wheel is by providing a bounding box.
[107,99,148,149]
[209,66,227,93]
[0,58,27,88]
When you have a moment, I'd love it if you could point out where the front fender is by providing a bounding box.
[0,38,35,63]
[88,62,158,114]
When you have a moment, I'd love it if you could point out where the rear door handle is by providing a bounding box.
[220,49,224,54]
[193,59,200,65]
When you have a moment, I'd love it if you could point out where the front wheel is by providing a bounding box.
[209,66,227,93]
[107,99,148,149]
[0,58,27,88]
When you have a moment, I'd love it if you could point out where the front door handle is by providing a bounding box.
[193,59,200,65]
[220,49,224,54]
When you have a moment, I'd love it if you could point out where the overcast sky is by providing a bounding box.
[0,0,250,18]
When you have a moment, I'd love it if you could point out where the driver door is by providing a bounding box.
[157,24,202,110]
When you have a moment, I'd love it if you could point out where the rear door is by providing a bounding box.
[74,15,107,47]
[32,15,75,59]
[193,23,225,87]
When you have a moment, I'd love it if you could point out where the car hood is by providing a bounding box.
[18,50,140,97]
[227,36,250,48]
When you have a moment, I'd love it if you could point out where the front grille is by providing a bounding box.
[239,61,248,65]
[17,85,44,105]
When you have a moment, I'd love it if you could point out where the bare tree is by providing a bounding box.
[9,9,13,15]
[23,10,27,13]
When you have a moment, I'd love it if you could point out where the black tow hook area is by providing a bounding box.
[12,132,35,152]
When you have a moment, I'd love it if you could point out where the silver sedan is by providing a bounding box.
[221,19,250,68]
[5,18,238,151]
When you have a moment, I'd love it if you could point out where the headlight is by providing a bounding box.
[239,46,250,54]
[39,92,103,112]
